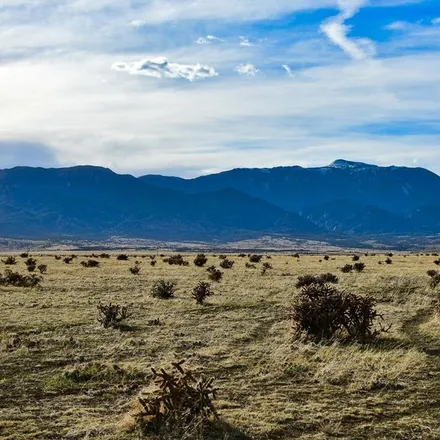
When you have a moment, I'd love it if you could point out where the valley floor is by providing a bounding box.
[1,253,440,439]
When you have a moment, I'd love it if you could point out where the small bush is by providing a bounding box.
[27,263,36,272]
[150,260,157,267]
[323,255,330,261]
[151,280,177,299]
[295,273,338,288]
[100,253,111,259]
[291,283,386,342]
[352,255,360,261]
[129,266,141,275]
[194,254,208,267]
[249,254,263,263]
[341,264,354,273]
[261,262,273,275]
[219,258,234,269]
[386,253,394,257]
[0,270,41,288]
[55,256,62,260]
[164,255,189,266]
[81,260,100,268]
[385,258,393,265]
[218,255,226,260]
[428,270,440,289]
[20,253,29,258]
[37,264,47,274]
[245,263,256,269]
[206,266,223,282]
[427,270,438,277]
[2,256,16,265]
[117,254,129,261]
[354,262,366,273]
[97,303,131,328]
[192,282,213,304]
[63,257,73,264]
[135,361,217,437]
[238,253,246,258]
[434,259,440,266]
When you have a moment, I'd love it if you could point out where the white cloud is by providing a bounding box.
[385,21,410,31]
[195,35,224,45]
[235,64,260,76]
[321,0,376,60]
[111,57,218,81]
[282,65,295,77]
[432,18,440,25]
[239,36,254,47]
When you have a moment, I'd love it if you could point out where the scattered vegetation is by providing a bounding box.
[194,254,208,267]
[295,273,339,289]
[192,281,213,304]
[151,280,177,299]
[2,256,16,265]
[353,262,366,273]
[341,264,354,273]
[117,254,129,261]
[206,266,223,282]
[249,254,263,263]
[129,265,141,275]
[97,303,132,329]
[0,270,41,288]
[81,260,100,268]
[164,255,189,266]
[219,258,234,269]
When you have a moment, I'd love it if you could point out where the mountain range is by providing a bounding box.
[0,159,439,241]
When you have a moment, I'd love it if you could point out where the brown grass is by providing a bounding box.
[0,252,440,439]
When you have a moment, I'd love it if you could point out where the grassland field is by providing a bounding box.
[1,251,440,440]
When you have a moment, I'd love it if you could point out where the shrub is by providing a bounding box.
[219,258,234,269]
[323,255,330,261]
[352,255,360,261]
[97,303,131,328]
[386,253,394,257]
[245,263,256,269]
[194,254,208,267]
[238,253,246,258]
[428,270,440,289]
[136,361,217,437]
[354,262,366,273]
[434,259,440,266]
[2,256,16,265]
[292,253,300,258]
[81,260,100,268]
[117,254,129,261]
[27,263,36,272]
[150,260,157,267]
[37,264,47,274]
[151,280,177,299]
[341,264,354,273]
[291,283,386,342]
[20,253,29,258]
[55,255,62,260]
[164,255,189,266]
[129,266,140,275]
[0,270,41,288]
[206,266,223,282]
[249,254,263,263]
[218,255,226,260]
[385,258,393,265]
[295,273,339,288]
[192,282,213,304]
[100,253,111,259]
[63,257,73,264]
[261,262,273,275]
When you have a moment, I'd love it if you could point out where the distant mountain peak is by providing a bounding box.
[328,159,377,169]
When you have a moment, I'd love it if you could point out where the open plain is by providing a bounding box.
[1,252,440,439]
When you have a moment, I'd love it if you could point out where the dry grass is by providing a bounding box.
[1,252,440,439]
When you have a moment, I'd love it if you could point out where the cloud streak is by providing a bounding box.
[111,57,218,81]
[321,0,376,60]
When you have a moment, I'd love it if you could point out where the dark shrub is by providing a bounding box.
[81,260,100,268]
[117,254,129,261]
[340,264,354,273]
[192,281,213,304]
[386,253,394,257]
[206,266,223,282]
[238,253,246,258]
[100,253,111,259]
[136,361,217,437]
[245,263,256,269]
[2,256,16,265]
[385,258,393,265]
[55,255,61,260]
[20,253,29,258]
[129,266,141,275]
[150,260,157,267]
[352,255,360,261]
[427,269,438,277]
[249,255,263,263]
[151,280,177,299]
[0,270,41,288]
[354,262,366,273]
[97,303,131,328]
[291,283,386,342]
[164,255,189,266]
[323,255,330,261]
[292,253,300,258]
[434,259,440,266]
[218,255,226,260]
[63,257,73,264]
[194,254,208,267]
[219,258,234,269]
[38,264,47,274]
[296,273,338,288]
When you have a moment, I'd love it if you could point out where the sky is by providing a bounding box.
[0,0,439,177]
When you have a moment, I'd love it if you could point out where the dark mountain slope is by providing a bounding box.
[140,160,440,215]
[0,166,319,239]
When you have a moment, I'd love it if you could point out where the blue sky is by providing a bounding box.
[0,0,439,176]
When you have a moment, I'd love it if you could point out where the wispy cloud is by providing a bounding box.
[321,0,376,60]
[239,36,254,47]
[282,65,295,77]
[235,64,260,76]
[111,57,218,81]
[195,35,224,45]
